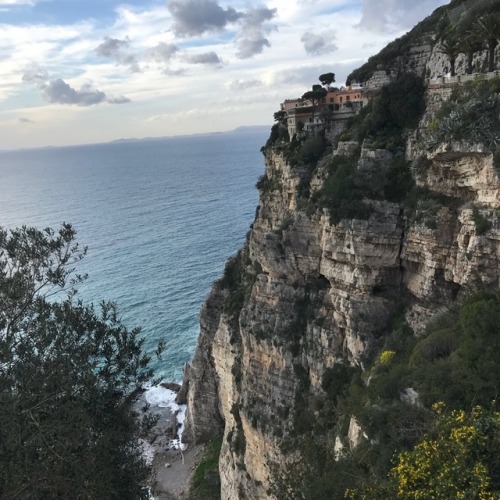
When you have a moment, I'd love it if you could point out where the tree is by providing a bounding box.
[460,30,484,74]
[273,110,287,124]
[0,224,159,499]
[475,13,500,72]
[302,86,327,121]
[319,72,335,88]
[437,28,461,76]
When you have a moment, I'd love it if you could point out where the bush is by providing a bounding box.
[311,152,373,224]
[380,350,396,365]
[426,76,500,150]
[341,74,425,151]
[262,122,289,152]
[472,206,493,235]
[190,437,222,500]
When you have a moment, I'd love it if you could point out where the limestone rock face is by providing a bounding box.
[181,126,499,497]
[180,41,500,500]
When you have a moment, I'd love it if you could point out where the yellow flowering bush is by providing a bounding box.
[379,350,396,366]
[389,404,499,499]
[346,404,500,499]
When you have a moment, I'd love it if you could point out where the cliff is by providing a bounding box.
[181,2,500,498]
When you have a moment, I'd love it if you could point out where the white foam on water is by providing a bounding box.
[144,385,178,409]
[143,385,187,451]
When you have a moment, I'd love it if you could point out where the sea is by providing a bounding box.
[0,127,268,382]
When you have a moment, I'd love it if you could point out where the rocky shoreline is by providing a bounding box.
[133,383,203,499]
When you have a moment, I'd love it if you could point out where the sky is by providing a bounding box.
[0,0,450,149]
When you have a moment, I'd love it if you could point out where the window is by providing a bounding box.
[339,96,342,103]
[346,95,350,101]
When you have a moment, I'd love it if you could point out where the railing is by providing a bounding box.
[427,71,500,87]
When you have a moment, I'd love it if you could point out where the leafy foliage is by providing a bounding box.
[281,134,328,169]
[311,152,414,224]
[319,72,335,87]
[189,437,222,500]
[220,248,260,326]
[261,122,290,153]
[349,404,500,499]
[340,74,425,151]
[472,206,493,235]
[302,88,327,106]
[426,76,500,149]
[0,225,157,499]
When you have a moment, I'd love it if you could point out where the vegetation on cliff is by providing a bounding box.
[426,75,500,149]
[270,293,500,499]
[0,224,159,498]
[347,404,500,499]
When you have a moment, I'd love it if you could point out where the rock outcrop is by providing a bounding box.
[180,2,500,497]
[181,133,499,497]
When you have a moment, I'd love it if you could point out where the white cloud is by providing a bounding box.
[0,0,36,5]
[358,0,450,33]
[224,78,262,90]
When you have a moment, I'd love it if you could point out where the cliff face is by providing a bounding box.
[182,143,499,497]
[181,3,500,498]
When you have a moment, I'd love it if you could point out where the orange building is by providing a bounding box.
[322,89,367,108]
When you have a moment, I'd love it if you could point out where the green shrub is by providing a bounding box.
[321,363,357,404]
[300,135,327,165]
[426,76,500,149]
[261,123,289,153]
[472,206,493,235]
[311,152,373,224]
[221,249,259,324]
[342,74,425,150]
[404,186,459,228]
[190,437,222,500]
[255,173,282,193]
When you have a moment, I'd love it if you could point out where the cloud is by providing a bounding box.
[42,79,107,106]
[224,78,261,90]
[168,0,242,36]
[357,0,449,33]
[146,42,178,63]
[22,65,49,83]
[95,37,140,71]
[0,0,36,4]
[162,67,186,76]
[18,117,34,123]
[22,68,130,107]
[107,96,131,104]
[301,31,337,56]
[95,37,129,58]
[262,62,356,89]
[235,6,276,59]
[186,51,222,65]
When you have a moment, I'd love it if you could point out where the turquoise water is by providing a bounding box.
[0,129,267,380]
